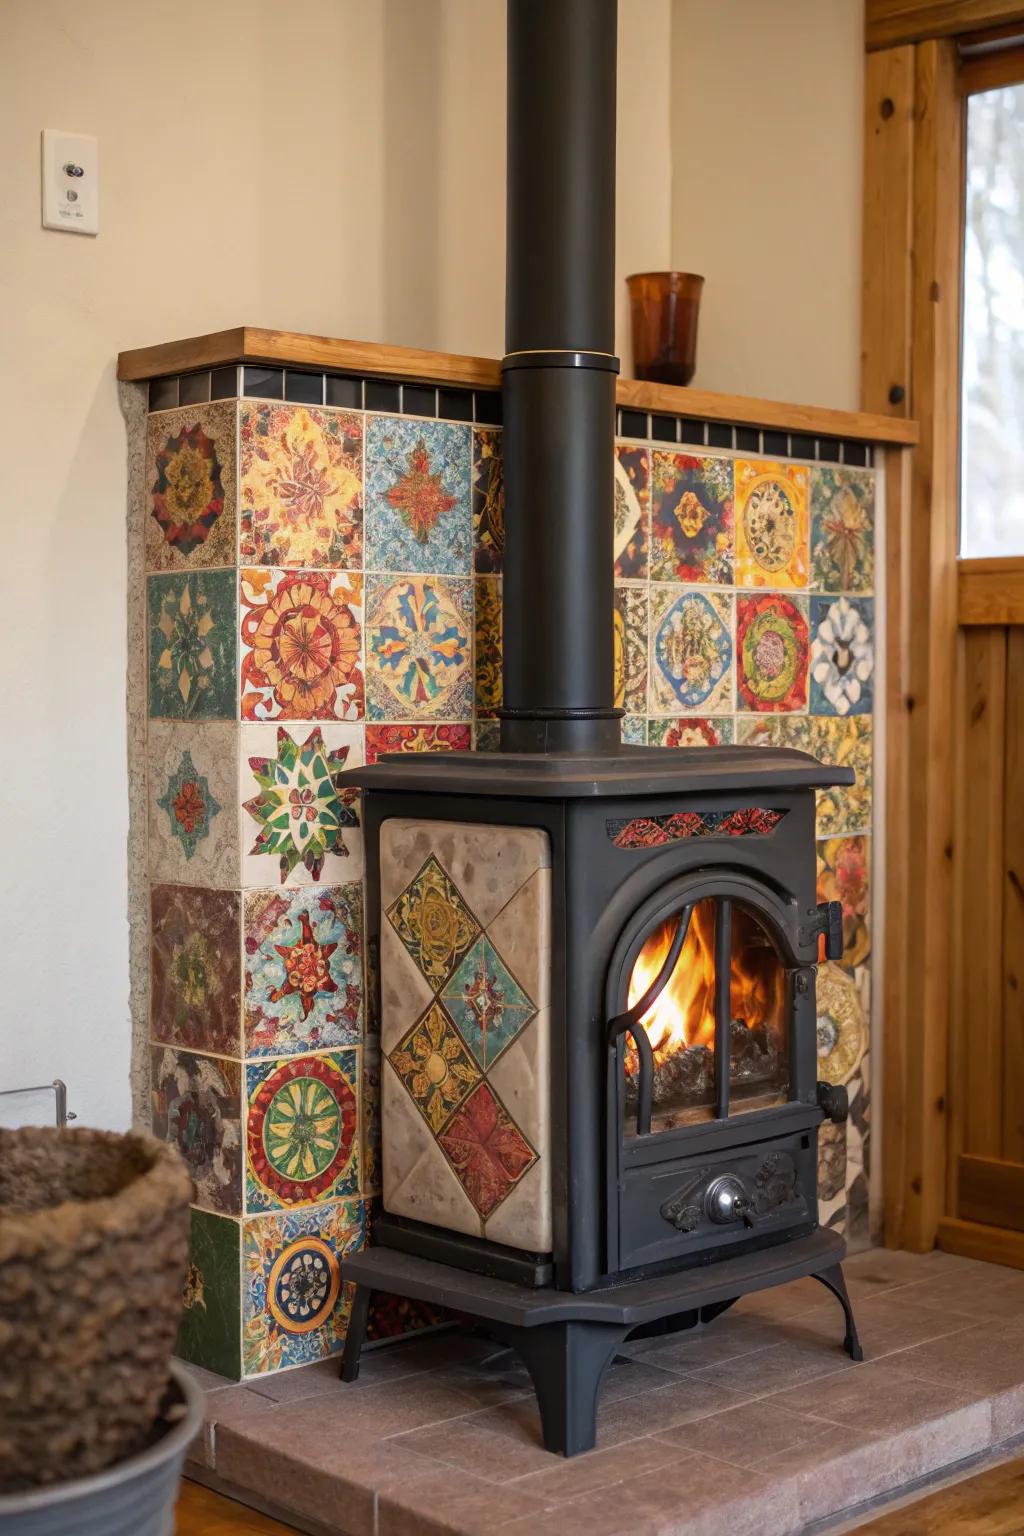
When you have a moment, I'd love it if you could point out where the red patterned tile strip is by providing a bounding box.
[607,807,788,849]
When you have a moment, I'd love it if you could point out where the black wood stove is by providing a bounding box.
[340,0,863,1455]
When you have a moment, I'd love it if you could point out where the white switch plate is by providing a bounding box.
[41,129,98,235]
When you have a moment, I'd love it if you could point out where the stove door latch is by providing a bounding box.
[801,899,844,960]
[817,1081,850,1124]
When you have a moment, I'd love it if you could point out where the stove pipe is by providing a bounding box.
[500,0,621,755]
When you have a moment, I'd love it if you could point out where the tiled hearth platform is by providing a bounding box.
[184,1248,1024,1535]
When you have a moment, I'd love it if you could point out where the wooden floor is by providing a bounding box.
[176,1481,298,1534]
[855,1456,1024,1533]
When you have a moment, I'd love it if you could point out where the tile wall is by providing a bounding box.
[136,377,877,1377]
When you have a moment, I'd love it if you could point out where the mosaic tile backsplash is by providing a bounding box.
[137,394,876,1377]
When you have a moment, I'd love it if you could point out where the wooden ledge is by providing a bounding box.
[117,325,919,447]
[958,556,1024,624]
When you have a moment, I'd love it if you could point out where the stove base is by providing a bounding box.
[340,1230,862,1456]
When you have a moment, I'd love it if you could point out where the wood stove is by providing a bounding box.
[340,0,863,1455]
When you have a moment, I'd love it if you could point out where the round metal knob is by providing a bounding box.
[704,1174,749,1225]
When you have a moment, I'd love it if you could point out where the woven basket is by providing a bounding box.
[0,1127,192,1493]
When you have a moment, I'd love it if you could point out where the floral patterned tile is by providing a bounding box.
[365,416,472,575]
[151,1045,242,1215]
[811,467,875,594]
[648,716,735,747]
[365,724,471,761]
[734,460,809,589]
[145,401,237,572]
[817,835,871,969]
[649,586,733,716]
[810,595,874,717]
[736,593,809,712]
[614,446,650,579]
[614,583,648,715]
[736,716,873,835]
[150,884,242,1056]
[364,575,474,722]
[148,721,239,888]
[621,715,646,745]
[650,451,733,584]
[177,1208,241,1379]
[473,428,504,574]
[148,570,237,720]
[240,722,363,887]
[242,1198,365,1375]
[239,403,362,568]
[244,1049,360,1213]
[816,960,869,1091]
[240,568,364,722]
[475,575,503,718]
[244,885,364,1058]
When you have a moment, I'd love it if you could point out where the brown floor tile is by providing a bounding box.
[651,1397,838,1469]
[887,1266,1024,1322]
[774,1291,976,1361]
[731,1276,826,1321]
[991,1381,1024,1442]
[769,1360,989,1438]
[840,1247,979,1296]
[388,1413,564,1483]
[630,1314,791,1371]
[509,1435,682,1505]
[885,1321,1024,1396]
[553,1450,799,1536]
[685,1335,856,1397]
[377,1463,553,1536]
[243,1357,346,1404]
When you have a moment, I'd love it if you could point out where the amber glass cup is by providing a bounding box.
[626,271,705,387]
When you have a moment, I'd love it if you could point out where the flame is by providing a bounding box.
[626,899,781,1072]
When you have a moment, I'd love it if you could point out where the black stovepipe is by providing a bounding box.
[499,0,622,754]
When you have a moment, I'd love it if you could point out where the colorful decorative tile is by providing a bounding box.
[473,428,504,574]
[242,1199,365,1375]
[148,570,237,719]
[241,723,361,886]
[365,724,471,762]
[365,416,472,575]
[736,593,809,712]
[650,452,733,584]
[811,467,875,593]
[440,937,536,1069]
[239,403,362,568]
[649,587,733,715]
[150,885,241,1055]
[648,717,735,747]
[810,596,874,717]
[365,576,474,721]
[386,854,480,987]
[621,715,646,745]
[607,807,787,849]
[145,402,237,572]
[614,446,650,578]
[244,886,363,1057]
[437,1080,537,1219]
[245,1050,359,1212]
[614,583,648,715]
[812,718,873,837]
[177,1208,242,1379]
[474,575,503,717]
[474,719,500,752]
[388,1000,481,1132]
[148,721,238,887]
[816,961,868,1086]
[151,1045,242,1215]
[734,460,809,589]
[817,836,871,968]
[239,568,363,722]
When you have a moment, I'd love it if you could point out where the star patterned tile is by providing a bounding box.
[244,885,364,1057]
[145,401,237,572]
[148,570,237,719]
[365,416,472,575]
[440,936,536,1069]
[240,722,363,888]
[387,1000,481,1133]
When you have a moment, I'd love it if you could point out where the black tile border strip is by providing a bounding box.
[143,369,875,461]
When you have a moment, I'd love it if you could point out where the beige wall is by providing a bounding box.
[670,0,864,409]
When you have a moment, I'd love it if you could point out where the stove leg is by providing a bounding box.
[511,1321,629,1457]
[813,1264,864,1362]
[339,1283,372,1382]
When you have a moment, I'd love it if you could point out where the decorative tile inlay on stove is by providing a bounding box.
[244,885,364,1057]
[145,401,236,571]
[150,884,241,1056]
[736,593,810,712]
[474,575,503,717]
[148,569,237,720]
[242,1198,365,1375]
[388,1000,481,1132]
[245,1050,359,1212]
[810,466,875,593]
[386,854,480,986]
[150,1045,242,1215]
[472,427,504,573]
[365,724,471,761]
[647,716,735,747]
[240,722,362,886]
[436,1080,538,1219]
[364,575,473,722]
[239,403,363,569]
[649,587,733,715]
[810,596,874,717]
[650,451,733,584]
[614,445,650,579]
[614,583,648,715]
[606,807,788,849]
[817,835,871,968]
[440,936,537,1068]
[734,460,809,589]
[365,416,472,575]
[240,568,364,722]
[148,721,238,888]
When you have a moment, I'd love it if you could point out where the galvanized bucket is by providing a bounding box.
[0,1364,202,1536]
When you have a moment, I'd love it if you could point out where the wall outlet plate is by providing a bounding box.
[41,129,98,235]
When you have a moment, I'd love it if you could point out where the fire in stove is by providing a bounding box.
[624,899,789,1130]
